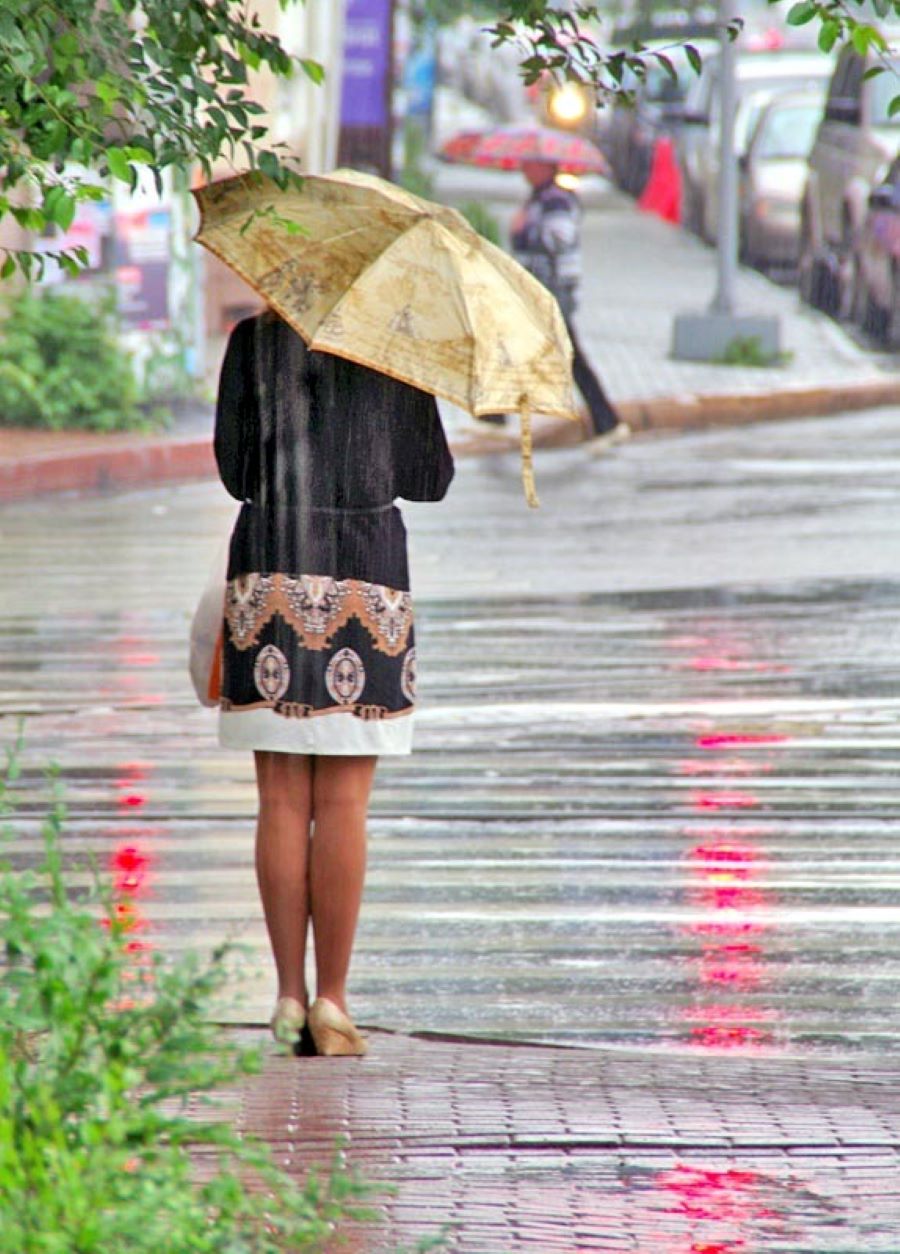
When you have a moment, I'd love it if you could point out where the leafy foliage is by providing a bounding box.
[780,0,894,57]
[0,738,378,1253]
[485,1,900,102]
[0,0,317,276]
[0,289,150,432]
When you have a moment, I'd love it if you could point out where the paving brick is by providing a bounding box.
[181,1030,900,1251]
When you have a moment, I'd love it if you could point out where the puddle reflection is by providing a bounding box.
[100,755,159,1006]
[648,1162,793,1252]
[674,710,790,1054]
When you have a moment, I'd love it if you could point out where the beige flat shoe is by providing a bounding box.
[269,996,306,1049]
[307,997,368,1057]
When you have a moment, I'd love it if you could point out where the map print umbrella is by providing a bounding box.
[193,169,578,506]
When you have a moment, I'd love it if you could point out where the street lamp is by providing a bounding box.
[671,0,781,362]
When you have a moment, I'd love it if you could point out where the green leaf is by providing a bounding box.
[236,41,261,71]
[55,196,76,233]
[42,187,76,233]
[851,25,873,56]
[11,207,46,231]
[95,79,120,106]
[257,150,280,180]
[299,58,325,85]
[787,0,822,25]
[684,44,703,76]
[59,252,82,278]
[106,148,130,182]
[889,95,900,118]
[654,53,676,83]
[818,21,839,53]
[54,31,79,59]
[1,256,15,280]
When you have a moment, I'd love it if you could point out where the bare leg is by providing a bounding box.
[253,751,313,1007]
[309,755,377,1014]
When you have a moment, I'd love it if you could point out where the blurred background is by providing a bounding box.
[1,0,897,430]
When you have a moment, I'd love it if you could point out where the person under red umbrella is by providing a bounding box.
[506,157,629,453]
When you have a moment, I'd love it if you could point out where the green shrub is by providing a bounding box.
[457,201,502,247]
[0,289,161,433]
[0,737,380,1254]
[715,335,793,368]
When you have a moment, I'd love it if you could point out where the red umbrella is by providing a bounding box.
[439,129,488,164]
[466,126,608,176]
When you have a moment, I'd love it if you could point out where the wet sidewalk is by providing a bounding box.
[4,184,899,501]
[4,406,900,1249]
[204,1030,900,1252]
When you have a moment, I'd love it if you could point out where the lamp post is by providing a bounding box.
[671,0,781,362]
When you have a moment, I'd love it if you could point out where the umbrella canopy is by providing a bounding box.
[439,129,487,164]
[193,168,577,506]
[466,125,608,175]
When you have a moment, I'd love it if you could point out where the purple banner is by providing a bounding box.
[340,0,392,129]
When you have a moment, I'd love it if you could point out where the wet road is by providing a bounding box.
[2,406,900,1058]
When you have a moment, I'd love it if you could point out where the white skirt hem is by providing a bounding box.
[218,707,413,755]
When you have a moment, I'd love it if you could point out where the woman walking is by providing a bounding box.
[214,309,454,1056]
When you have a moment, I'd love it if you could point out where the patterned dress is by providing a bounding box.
[213,312,454,755]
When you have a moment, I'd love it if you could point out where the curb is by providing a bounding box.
[0,436,216,504]
[2,377,899,503]
[619,376,900,435]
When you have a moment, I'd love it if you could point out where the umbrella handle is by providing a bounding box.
[519,400,540,509]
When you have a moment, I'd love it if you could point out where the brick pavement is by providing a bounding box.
[192,1030,900,1252]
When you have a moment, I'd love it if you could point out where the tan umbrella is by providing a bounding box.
[192,168,577,506]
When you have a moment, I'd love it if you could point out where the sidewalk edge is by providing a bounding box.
[2,377,898,502]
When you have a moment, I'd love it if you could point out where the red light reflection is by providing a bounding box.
[115,760,153,811]
[118,793,147,809]
[103,754,158,1004]
[110,844,152,896]
[696,734,789,750]
[678,758,768,777]
[641,1159,795,1252]
[683,656,767,673]
[692,791,761,811]
[680,830,779,1052]
[659,1164,777,1223]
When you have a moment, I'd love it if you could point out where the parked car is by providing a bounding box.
[856,155,900,347]
[799,43,900,316]
[677,49,832,240]
[738,89,825,269]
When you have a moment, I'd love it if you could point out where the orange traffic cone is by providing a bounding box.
[638,136,682,225]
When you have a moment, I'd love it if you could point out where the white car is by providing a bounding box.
[677,48,833,241]
[739,89,825,268]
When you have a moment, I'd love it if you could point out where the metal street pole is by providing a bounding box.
[671,0,780,362]
[711,0,737,316]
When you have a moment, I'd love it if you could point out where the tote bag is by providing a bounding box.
[188,537,229,708]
